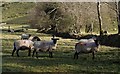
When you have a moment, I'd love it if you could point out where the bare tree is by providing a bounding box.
[29,2,116,35]
[104,1,120,34]
[97,1,103,35]
[117,1,120,34]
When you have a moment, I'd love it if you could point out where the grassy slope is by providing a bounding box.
[2,2,35,24]
[1,2,35,32]
[1,29,120,73]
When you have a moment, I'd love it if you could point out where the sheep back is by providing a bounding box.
[75,39,99,53]
[34,40,57,52]
[14,40,33,50]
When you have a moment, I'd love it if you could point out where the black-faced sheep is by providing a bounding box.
[74,37,99,60]
[12,36,41,57]
[32,38,59,58]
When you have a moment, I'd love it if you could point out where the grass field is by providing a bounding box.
[1,2,120,73]
[1,26,120,73]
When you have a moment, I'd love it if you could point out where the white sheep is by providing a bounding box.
[74,37,99,59]
[21,34,31,40]
[12,36,41,57]
[32,38,59,58]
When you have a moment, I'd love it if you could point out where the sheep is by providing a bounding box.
[12,36,41,57]
[74,37,99,60]
[32,38,59,58]
[21,34,31,40]
[31,36,41,42]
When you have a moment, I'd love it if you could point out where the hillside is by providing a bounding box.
[2,2,118,34]
[2,2,35,24]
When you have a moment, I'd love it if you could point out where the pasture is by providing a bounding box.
[1,25,120,73]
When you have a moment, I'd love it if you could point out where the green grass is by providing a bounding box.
[2,2,35,21]
[2,45,120,73]
[1,2,120,73]
[0,24,29,29]
[1,29,120,73]
[5,15,30,24]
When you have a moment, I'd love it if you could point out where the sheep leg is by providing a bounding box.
[28,48,31,56]
[32,49,36,57]
[12,42,16,56]
[74,52,76,59]
[49,52,53,58]
[92,51,95,60]
[16,49,20,57]
[36,51,38,58]
[74,52,79,59]
[12,48,16,56]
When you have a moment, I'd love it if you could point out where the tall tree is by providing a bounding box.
[104,1,120,34]
[29,2,75,34]
[29,2,116,35]
[97,1,103,35]
[117,1,120,34]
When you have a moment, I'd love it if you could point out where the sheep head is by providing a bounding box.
[51,38,59,44]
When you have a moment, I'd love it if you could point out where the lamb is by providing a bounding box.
[21,34,31,40]
[12,36,41,57]
[74,37,99,59]
[32,37,59,58]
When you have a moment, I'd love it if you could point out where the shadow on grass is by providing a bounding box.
[77,34,120,48]
[99,34,120,48]
[43,31,120,48]
[2,49,120,73]
[2,33,120,73]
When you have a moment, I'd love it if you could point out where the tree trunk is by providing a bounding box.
[97,1,102,36]
[118,18,120,34]
[117,1,120,34]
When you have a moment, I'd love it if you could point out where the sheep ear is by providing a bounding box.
[51,38,59,40]
[52,35,55,38]
[29,34,31,37]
